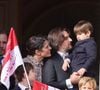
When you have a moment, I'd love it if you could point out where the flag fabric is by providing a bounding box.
[0,27,23,89]
[33,81,60,90]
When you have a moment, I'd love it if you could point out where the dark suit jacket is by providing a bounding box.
[42,53,71,90]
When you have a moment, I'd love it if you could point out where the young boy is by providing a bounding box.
[14,62,35,90]
[62,20,97,77]
[78,76,97,90]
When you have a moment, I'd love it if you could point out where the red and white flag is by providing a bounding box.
[33,81,60,90]
[0,27,23,89]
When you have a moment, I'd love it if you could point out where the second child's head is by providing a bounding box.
[15,62,35,86]
[78,76,97,90]
[74,20,93,41]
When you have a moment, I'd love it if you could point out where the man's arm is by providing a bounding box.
[42,59,67,89]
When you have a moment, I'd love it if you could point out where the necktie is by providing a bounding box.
[63,53,68,59]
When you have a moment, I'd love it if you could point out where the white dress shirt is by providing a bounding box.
[18,83,29,90]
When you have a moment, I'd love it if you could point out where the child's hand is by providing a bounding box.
[62,59,70,71]
[77,68,86,76]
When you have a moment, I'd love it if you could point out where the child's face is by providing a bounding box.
[80,83,94,90]
[28,69,36,86]
[76,33,90,41]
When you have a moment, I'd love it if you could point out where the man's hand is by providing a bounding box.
[70,72,81,84]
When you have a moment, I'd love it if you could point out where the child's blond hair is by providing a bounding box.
[74,20,93,35]
[78,76,97,90]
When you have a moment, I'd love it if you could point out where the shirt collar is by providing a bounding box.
[18,83,28,90]
[57,51,69,59]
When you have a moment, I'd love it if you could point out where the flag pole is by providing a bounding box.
[22,63,32,90]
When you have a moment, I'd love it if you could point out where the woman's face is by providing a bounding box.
[40,40,51,58]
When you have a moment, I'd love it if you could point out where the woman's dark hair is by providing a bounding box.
[26,36,47,55]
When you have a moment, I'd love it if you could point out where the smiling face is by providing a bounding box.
[80,82,94,90]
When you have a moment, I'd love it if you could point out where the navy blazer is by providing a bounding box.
[70,38,97,76]
[42,53,71,90]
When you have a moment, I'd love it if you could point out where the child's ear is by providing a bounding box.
[87,31,91,37]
